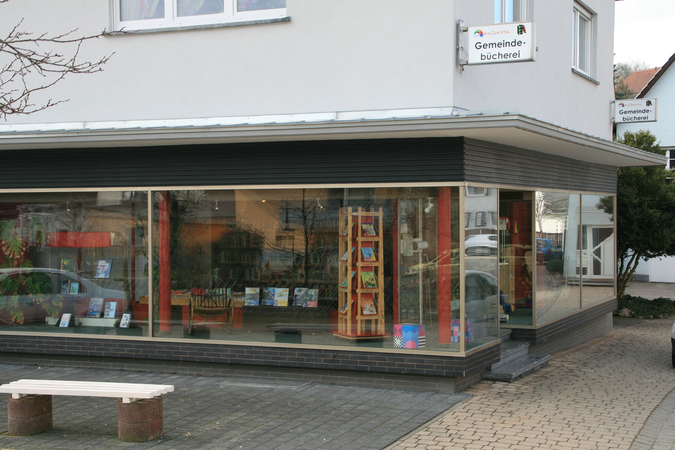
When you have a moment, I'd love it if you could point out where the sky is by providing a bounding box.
[614,0,675,68]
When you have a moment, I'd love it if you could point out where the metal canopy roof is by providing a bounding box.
[0,108,665,167]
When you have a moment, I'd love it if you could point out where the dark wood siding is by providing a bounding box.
[0,138,465,189]
[464,139,617,193]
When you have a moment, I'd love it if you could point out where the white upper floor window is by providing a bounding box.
[573,2,595,77]
[494,0,531,23]
[114,0,287,31]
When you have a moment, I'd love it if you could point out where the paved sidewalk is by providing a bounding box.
[388,317,675,450]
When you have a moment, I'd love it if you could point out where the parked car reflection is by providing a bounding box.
[0,268,126,325]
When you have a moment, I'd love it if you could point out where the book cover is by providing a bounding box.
[361,271,377,288]
[245,287,260,306]
[339,299,351,314]
[340,247,355,261]
[60,280,69,294]
[94,259,113,279]
[59,313,72,327]
[340,271,356,288]
[263,287,276,306]
[60,259,70,271]
[340,222,354,236]
[306,289,318,308]
[69,282,80,294]
[119,313,131,329]
[274,288,289,307]
[361,247,376,262]
[361,223,376,237]
[104,301,117,318]
[87,298,104,317]
[361,296,377,315]
[293,288,307,307]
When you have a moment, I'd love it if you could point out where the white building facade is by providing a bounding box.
[0,0,664,392]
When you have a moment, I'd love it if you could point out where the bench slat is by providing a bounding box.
[0,380,174,400]
[6,380,174,391]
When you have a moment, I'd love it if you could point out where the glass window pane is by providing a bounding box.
[535,192,581,324]
[464,188,499,349]
[0,192,149,336]
[581,195,615,306]
[577,15,589,72]
[177,0,224,17]
[120,0,165,21]
[238,0,286,12]
[151,187,461,352]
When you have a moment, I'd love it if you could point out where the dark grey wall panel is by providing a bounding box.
[464,139,617,193]
[0,138,465,189]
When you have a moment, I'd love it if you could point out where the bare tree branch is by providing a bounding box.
[0,15,113,119]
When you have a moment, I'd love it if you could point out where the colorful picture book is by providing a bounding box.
[361,271,377,288]
[361,247,376,262]
[340,222,354,236]
[293,288,319,307]
[60,280,69,294]
[361,296,377,315]
[94,259,113,279]
[87,298,103,317]
[340,271,356,288]
[361,223,376,237]
[245,287,260,306]
[119,313,131,329]
[262,287,289,306]
[340,247,355,261]
[69,282,80,294]
[60,259,70,271]
[59,313,71,327]
[103,301,117,319]
[339,299,351,314]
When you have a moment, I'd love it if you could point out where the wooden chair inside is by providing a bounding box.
[188,275,232,335]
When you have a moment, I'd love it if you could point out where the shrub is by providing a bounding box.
[616,294,675,318]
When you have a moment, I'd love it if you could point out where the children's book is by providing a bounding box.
[69,282,80,294]
[340,271,356,288]
[103,301,117,318]
[340,222,354,236]
[60,259,69,271]
[274,288,289,307]
[361,296,377,315]
[87,298,103,317]
[60,280,69,294]
[59,313,71,327]
[361,247,376,262]
[119,313,131,329]
[339,299,351,314]
[361,223,376,237]
[94,259,113,279]
[340,247,355,261]
[361,271,377,288]
[263,287,276,306]
[245,287,260,306]
[305,289,319,308]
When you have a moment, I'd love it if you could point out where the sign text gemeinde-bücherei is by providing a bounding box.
[614,98,657,123]
[467,22,534,65]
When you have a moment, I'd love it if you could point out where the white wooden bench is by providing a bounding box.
[0,379,174,442]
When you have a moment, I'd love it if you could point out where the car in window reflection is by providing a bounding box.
[0,268,126,325]
[465,234,498,256]
[536,238,563,262]
[451,270,500,314]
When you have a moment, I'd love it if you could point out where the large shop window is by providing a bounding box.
[114,0,287,31]
[0,192,149,335]
[147,188,469,352]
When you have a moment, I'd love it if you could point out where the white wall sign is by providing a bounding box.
[466,22,534,65]
[614,98,657,123]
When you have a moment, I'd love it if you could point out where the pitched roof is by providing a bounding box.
[624,67,660,96]
[637,52,675,98]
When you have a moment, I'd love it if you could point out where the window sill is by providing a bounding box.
[571,68,600,85]
[106,16,291,36]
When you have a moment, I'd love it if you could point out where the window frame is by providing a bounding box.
[111,0,288,32]
[494,0,531,24]
[573,2,595,78]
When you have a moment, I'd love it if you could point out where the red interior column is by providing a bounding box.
[437,187,452,344]
[158,192,172,332]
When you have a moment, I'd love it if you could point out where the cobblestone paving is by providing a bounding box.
[388,317,675,450]
[0,364,468,449]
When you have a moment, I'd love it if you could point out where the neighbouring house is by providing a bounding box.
[623,66,661,98]
[0,0,664,393]
[616,52,675,284]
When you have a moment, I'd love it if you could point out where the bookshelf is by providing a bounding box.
[335,207,387,339]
